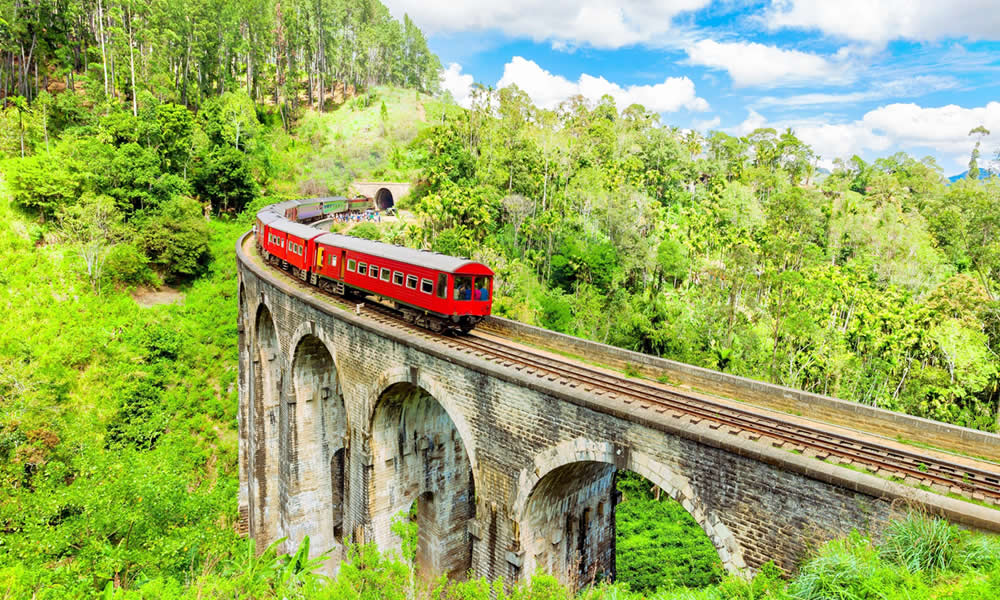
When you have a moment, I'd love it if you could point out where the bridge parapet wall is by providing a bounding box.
[482,316,1000,461]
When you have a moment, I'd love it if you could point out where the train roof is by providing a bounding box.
[256,210,282,225]
[315,232,493,275]
[268,199,305,216]
[268,218,327,241]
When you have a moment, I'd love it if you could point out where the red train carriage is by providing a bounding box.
[255,211,282,252]
[311,233,493,332]
[259,218,325,280]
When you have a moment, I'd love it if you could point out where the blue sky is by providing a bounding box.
[383,0,1000,174]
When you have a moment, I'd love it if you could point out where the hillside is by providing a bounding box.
[269,87,457,198]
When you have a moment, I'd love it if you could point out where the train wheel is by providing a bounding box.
[459,323,475,334]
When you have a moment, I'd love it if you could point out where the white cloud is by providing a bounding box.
[732,109,769,136]
[692,116,722,131]
[728,101,1000,171]
[765,0,1000,44]
[496,56,709,113]
[861,102,1000,157]
[755,76,959,109]
[383,0,710,48]
[684,39,849,87]
[440,63,476,108]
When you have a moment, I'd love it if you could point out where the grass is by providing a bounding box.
[268,86,451,198]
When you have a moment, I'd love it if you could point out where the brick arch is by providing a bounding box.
[286,333,347,574]
[366,368,479,580]
[514,437,746,584]
[286,322,344,410]
[250,302,282,544]
[365,366,479,473]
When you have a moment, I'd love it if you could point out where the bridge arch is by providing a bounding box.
[251,302,282,543]
[514,438,745,588]
[367,370,479,580]
[286,334,347,573]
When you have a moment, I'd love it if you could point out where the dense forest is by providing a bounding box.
[1,0,439,115]
[400,90,1000,432]
[1,0,999,596]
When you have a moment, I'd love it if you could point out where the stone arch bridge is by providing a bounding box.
[350,181,412,211]
[236,234,999,587]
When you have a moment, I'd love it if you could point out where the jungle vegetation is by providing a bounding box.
[1,1,1000,596]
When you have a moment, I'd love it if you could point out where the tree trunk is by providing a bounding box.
[97,0,109,98]
[126,5,138,117]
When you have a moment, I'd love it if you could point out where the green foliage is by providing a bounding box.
[879,513,963,574]
[105,243,157,287]
[352,222,383,241]
[194,146,258,213]
[4,151,81,219]
[105,376,167,450]
[138,198,211,281]
[615,472,723,593]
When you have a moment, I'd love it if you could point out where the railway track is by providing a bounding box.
[250,241,1000,507]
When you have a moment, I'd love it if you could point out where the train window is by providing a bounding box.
[380,268,391,281]
[420,278,433,294]
[436,274,447,299]
[406,275,418,289]
[347,259,356,272]
[475,276,492,301]
[358,262,367,275]
[454,276,473,301]
[393,271,404,286]
[328,254,337,267]
[369,266,380,279]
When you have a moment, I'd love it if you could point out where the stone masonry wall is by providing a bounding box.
[237,235,997,590]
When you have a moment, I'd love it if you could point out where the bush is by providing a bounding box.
[104,377,167,450]
[351,222,381,241]
[138,197,211,281]
[105,243,157,286]
[4,152,81,220]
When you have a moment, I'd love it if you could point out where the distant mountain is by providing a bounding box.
[948,169,995,183]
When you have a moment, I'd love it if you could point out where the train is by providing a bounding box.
[255,198,494,333]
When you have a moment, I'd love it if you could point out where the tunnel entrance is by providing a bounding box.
[370,382,475,581]
[520,463,723,592]
[375,188,394,211]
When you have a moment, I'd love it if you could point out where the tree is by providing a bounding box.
[6,152,81,221]
[967,125,990,180]
[9,95,29,158]
[59,194,120,293]
[193,146,258,213]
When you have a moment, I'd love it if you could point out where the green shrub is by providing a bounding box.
[105,243,157,286]
[104,377,167,450]
[138,197,211,281]
[351,222,381,241]
[4,152,81,220]
[879,513,962,574]
[959,534,1000,570]
[616,471,724,593]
